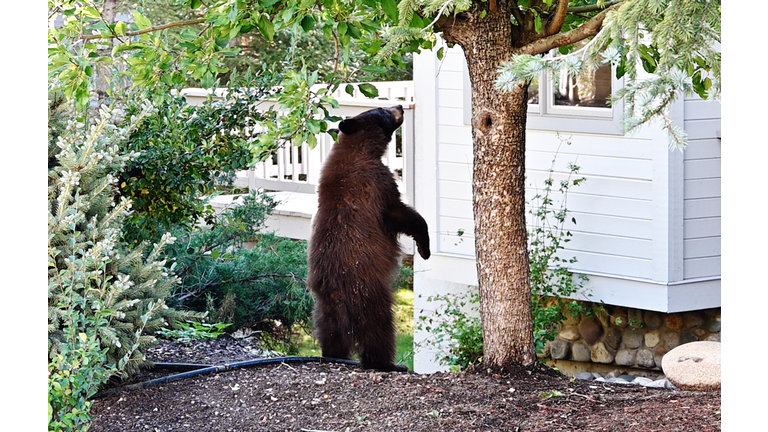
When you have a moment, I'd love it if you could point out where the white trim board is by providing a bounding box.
[416,253,721,313]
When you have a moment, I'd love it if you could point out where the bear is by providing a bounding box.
[307,105,431,372]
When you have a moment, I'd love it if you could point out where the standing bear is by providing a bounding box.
[307,105,431,372]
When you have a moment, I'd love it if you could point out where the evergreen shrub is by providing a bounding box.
[166,192,314,340]
[48,101,200,430]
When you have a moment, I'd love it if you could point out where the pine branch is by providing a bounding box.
[522,6,614,55]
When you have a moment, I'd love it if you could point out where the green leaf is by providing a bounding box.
[306,118,322,135]
[257,16,275,41]
[132,10,152,30]
[361,65,388,75]
[344,84,355,97]
[337,21,348,36]
[114,21,127,36]
[357,83,379,99]
[300,15,316,32]
[347,23,362,39]
[381,0,399,23]
[228,2,239,23]
[189,0,203,9]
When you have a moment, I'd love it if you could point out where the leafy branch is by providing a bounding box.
[80,18,207,40]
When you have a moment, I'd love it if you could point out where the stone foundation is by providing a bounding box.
[543,301,721,371]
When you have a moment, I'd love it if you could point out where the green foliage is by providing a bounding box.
[47,0,410,110]
[495,0,721,149]
[164,191,313,338]
[157,321,232,345]
[48,102,201,430]
[48,296,115,432]
[118,81,265,244]
[417,150,588,368]
[528,148,589,353]
[417,291,484,371]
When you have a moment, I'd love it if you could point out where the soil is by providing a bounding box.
[89,337,721,432]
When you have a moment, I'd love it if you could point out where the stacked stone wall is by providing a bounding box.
[544,302,721,371]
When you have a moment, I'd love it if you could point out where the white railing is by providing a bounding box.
[181,81,415,204]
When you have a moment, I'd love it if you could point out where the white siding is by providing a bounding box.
[412,44,721,335]
[683,97,722,280]
[433,47,662,280]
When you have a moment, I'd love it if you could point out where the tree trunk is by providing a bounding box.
[442,5,538,370]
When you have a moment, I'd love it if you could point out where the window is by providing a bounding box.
[463,48,624,135]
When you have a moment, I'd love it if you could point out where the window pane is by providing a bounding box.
[528,75,540,105]
[552,63,612,108]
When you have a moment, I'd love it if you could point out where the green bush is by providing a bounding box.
[165,191,313,339]
[157,321,232,345]
[48,102,201,430]
[119,90,261,245]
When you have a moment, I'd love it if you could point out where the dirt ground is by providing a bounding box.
[89,337,721,432]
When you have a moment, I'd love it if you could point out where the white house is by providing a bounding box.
[410,42,721,373]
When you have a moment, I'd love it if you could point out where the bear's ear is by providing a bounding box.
[338,117,364,135]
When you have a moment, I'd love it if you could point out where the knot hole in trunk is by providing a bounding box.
[473,109,496,135]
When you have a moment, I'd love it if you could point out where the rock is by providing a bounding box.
[683,312,705,329]
[665,314,684,330]
[706,316,721,333]
[603,328,622,350]
[591,342,614,364]
[632,377,654,386]
[549,339,571,360]
[579,317,604,345]
[615,349,636,366]
[641,379,668,388]
[662,331,681,349]
[623,330,644,349]
[636,349,656,368]
[654,346,668,367]
[681,331,699,345]
[644,311,662,330]
[559,327,580,341]
[661,341,721,391]
[644,330,660,348]
[571,341,591,362]
[611,312,629,328]
[628,309,644,326]
[575,372,594,381]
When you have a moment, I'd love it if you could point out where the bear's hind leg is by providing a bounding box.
[357,304,407,372]
[313,304,352,360]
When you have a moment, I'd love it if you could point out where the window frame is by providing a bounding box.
[462,59,625,135]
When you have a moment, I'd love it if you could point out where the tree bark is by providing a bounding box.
[441,5,538,370]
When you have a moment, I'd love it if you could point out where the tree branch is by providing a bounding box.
[521,7,612,55]
[79,18,207,40]
[544,1,570,36]
[568,0,624,14]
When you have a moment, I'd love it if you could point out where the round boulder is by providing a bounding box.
[661,341,721,391]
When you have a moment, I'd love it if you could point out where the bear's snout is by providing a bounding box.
[386,105,404,126]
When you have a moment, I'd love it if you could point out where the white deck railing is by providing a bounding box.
[181,81,415,205]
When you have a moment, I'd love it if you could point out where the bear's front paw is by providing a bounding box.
[417,243,431,260]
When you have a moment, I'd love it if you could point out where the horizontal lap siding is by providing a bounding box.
[434,47,668,280]
[683,98,721,280]
[524,135,655,278]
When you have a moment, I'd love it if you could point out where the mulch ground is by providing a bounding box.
[89,337,721,432]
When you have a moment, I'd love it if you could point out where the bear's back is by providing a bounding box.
[308,136,402,291]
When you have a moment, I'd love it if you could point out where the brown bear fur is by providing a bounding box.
[307,105,431,372]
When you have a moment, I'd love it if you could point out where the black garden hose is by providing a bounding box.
[92,356,360,400]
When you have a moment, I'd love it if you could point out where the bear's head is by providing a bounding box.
[338,105,404,139]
